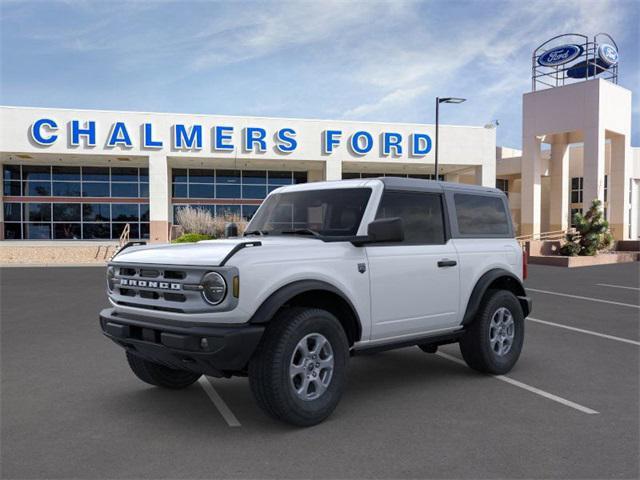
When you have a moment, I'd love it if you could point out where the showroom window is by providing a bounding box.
[342,172,445,180]
[171,168,307,221]
[2,164,149,240]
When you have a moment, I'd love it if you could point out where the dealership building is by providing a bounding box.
[0,107,496,243]
[0,34,638,245]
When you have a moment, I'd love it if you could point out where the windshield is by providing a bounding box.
[246,188,372,237]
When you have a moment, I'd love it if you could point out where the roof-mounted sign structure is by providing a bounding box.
[532,33,619,91]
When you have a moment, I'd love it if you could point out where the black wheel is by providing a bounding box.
[248,307,349,427]
[459,290,524,375]
[126,351,201,389]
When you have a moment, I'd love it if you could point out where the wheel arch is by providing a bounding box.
[249,280,362,346]
[462,268,530,325]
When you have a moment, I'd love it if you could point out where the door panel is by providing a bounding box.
[367,241,460,340]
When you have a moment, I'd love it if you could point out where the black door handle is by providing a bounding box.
[437,259,457,267]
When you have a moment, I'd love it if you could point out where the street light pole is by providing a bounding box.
[435,97,440,181]
[434,96,466,180]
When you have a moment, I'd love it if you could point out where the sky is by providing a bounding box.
[1,0,638,148]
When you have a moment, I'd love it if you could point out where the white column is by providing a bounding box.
[549,135,570,232]
[582,126,605,211]
[148,153,170,243]
[324,158,342,181]
[474,161,496,188]
[521,135,543,237]
[609,134,631,240]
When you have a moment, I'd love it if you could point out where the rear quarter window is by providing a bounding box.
[454,193,510,236]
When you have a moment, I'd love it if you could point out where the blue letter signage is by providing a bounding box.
[30,118,58,145]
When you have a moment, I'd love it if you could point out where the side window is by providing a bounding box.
[375,191,445,244]
[454,194,510,236]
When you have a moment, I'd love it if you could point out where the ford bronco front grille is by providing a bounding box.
[109,265,208,313]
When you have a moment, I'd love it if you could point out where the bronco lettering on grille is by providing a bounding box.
[120,278,181,290]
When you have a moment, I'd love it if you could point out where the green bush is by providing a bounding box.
[560,199,613,256]
[173,233,214,243]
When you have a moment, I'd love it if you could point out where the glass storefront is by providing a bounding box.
[3,164,149,239]
[172,168,307,221]
[342,172,445,180]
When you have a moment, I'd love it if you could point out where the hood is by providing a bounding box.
[111,236,322,266]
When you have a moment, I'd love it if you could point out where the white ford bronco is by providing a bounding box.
[100,178,531,426]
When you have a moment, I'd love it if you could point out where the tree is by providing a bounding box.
[560,199,613,256]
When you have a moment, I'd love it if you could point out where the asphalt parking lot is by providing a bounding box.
[1,263,639,479]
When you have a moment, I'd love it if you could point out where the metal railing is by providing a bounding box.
[516,228,574,246]
[118,223,131,248]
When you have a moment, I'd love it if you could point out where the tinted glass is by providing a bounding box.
[4,222,22,239]
[52,166,80,181]
[112,204,139,221]
[217,204,241,217]
[83,203,110,221]
[293,172,308,184]
[3,165,21,181]
[248,188,371,236]
[4,203,21,221]
[53,203,81,221]
[83,223,110,239]
[376,191,445,244]
[140,204,150,221]
[188,183,215,199]
[139,168,149,182]
[111,183,139,197]
[3,181,21,196]
[172,169,188,183]
[242,185,267,199]
[23,166,50,181]
[216,184,241,198]
[25,223,51,239]
[82,167,109,182]
[54,223,81,239]
[455,194,510,236]
[342,173,360,179]
[172,183,187,198]
[26,181,51,196]
[140,183,149,197]
[189,169,215,183]
[242,204,259,220]
[268,171,292,185]
[111,167,138,181]
[52,182,81,197]
[242,170,266,184]
[82,182,109,197]
[216,170,240,184]
[25,203,51,221]
[140,223,150,239]
[112,223,138,240]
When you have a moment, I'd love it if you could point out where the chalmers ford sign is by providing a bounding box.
[29,118,434,157]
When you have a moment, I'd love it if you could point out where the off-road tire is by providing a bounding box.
[459,289,524,375]
[126,351,201,389]
[248,307,349,427]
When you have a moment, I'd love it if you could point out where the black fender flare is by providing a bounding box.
[462,268,531,325]
[248,279,363,341]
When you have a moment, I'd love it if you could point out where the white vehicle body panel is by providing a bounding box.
[108,178,523,349]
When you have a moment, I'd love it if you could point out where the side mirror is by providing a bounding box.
[352,217,404,246]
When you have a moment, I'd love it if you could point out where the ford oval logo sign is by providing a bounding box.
[538,44,583,67]
[598,44,618,66]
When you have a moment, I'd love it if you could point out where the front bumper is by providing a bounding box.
[99,308,264,377]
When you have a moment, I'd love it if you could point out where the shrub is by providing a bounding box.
[173,233,214,243]
[175,206,249,238]
[560,199,613,256]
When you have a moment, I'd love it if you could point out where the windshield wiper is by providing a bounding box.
[244,230,269,236]
[280,228,322,238]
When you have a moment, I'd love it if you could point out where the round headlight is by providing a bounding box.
[201,272,227,305]
[106,266,115,292]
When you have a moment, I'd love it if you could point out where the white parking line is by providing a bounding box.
[528,317,640,346]
[596,283,640,292]
[198,376,241,427]
[436,352,599,415]
[528,288,640,309]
